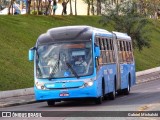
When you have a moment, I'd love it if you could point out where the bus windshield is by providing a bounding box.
[36,41,93,79]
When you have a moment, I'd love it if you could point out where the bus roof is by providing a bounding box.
[36,25,131,46]
[37,25,93,46]
[112,31,131,40]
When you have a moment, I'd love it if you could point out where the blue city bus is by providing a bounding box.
[29,26,136,106]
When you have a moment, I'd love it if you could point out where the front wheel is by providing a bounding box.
[95,83,104,104]
[123,82,130,95]
[47,100,55,106]
[94,96,102,104]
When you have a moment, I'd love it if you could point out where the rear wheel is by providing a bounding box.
[47,100,55,106]
[108,88,116,100]
[123,80,130,95]
[123,75,130,95]
[108,81,116,100]
[102,79,108,100]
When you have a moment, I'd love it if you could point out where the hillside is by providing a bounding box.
[0,15,159,90]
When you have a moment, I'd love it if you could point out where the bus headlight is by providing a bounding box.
[35,82,47,90]
[84,81,94,87]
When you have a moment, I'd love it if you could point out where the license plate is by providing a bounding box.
[59,93,69,97]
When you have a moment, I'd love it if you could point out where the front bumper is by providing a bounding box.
[34,82,98,101]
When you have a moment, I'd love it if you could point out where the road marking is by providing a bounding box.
[141,117,158,120]
[138,105,149,111]
[138,104,160,120]
[138,103,160,111]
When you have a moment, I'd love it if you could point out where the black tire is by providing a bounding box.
[108,89,116,100]
[108,82,116,100]
[102,79,108,100]
[116,90,123,95]
[123,80,130,95]
[95,84,103,104]
[47,100,55,106]
[103,94,108,100]
[95,96,102,104]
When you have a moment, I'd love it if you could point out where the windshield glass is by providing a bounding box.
[36,41,93,79]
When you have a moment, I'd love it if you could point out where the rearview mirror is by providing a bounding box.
[28,47,35,61]
[95,46,100,57]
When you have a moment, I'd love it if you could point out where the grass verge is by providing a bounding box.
[0,15,159,90]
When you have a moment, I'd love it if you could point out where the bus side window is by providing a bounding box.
[110,39,115,63]
[107,39,111,63]
[95,37,102,69]
[118,41,123,63]
[96,37,100,47]
[98,38,102,50]
[106,38,111,63]
[99,38,103,66]
[122,41,126,63]
[129,42,133,62]
[103,38,109,64]
[109,39,114,63]
[101,38,107,64]
[126,41,130,63]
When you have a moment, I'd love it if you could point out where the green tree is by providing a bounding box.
[143,0,160,18]
[46,0,51,15]
[91,0,94,15]
[82,0,93,15]
[69,0,73,15]
[8,0,14,15]
[87,0,91,15]
[75,0,77,15]
[26,0,31,14]
[97,0,101,15]
[100,1,151,51]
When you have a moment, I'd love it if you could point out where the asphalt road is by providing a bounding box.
[0,79,160,120]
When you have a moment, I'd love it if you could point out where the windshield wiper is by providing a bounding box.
[48,61,59,80]
[49,53,61,80]
[66,62,80,79]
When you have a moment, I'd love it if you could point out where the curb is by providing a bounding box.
[136,75,160,84]
[0,88,34,99]
[0,99,36,108]
[136,67,160,77]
